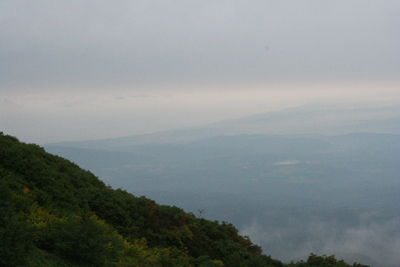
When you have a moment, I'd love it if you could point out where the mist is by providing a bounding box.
[241,211,400,266]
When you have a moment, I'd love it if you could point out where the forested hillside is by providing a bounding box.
[0,132,369,266]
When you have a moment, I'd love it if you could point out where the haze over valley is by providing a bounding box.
[45,103,400,266]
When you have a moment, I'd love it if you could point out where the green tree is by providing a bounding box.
[34,212,124,266]
[0,176,34,266]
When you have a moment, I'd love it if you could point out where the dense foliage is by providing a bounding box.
[0,132,369,266]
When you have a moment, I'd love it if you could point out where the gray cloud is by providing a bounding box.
[130,94,156,98]
[1,1,399,91]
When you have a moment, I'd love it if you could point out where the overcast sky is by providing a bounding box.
[1,1,400,143]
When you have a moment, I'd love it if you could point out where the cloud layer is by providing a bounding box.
[241,212,400,266]
[2,1,399,89]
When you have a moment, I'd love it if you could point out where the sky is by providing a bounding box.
[1,1,400,144]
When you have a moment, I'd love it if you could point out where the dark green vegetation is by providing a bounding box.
[1,132,370,266]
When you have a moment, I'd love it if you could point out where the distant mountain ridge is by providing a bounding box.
[45,103,400,150]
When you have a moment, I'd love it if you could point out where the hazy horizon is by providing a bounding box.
[2,1,400,144]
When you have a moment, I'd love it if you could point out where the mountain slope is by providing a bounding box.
[0,132,282,267]
[0,132,370,267]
